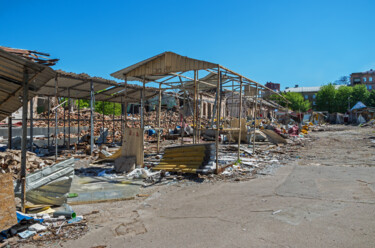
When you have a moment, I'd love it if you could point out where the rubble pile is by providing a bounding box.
[0,150,54,178]
[30,108,210,143]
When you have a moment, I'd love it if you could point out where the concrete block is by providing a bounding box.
[114,156,136,173]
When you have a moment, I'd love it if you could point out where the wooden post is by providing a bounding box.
[157,83,162,153]
[238,77,243,161]
[215,66,221,174]
[252,85,258,154]
[20,67,29,213]
[90,80,94,155]
[8,116,12,149]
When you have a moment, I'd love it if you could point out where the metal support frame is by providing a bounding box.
[54,75,58,161]
[121,96,124,143]
[8,116,12,149]
[47,96,50,147]
[68,88,71,149]
[252,85,258,154]
[157,83,162,153]
[20,67,29,213]
[29,97,33,152]
[90,80,94,155]
[238,77,243,161]
[77,98,80,143]
[112,102,115,143]
[124,76,128,132]
[63,98,66,148]
[215,66,221,174]
[180,78,186,145]
[193,70,197,144]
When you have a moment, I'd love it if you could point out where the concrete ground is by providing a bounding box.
[29,126,375,248]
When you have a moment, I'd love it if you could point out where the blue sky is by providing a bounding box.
[1,0,374,89]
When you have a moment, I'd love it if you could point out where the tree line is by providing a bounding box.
[315,84,375,113]
[270,83,375,113]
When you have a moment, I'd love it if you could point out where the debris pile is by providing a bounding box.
[0,150,54,178]
[1,209,88,246]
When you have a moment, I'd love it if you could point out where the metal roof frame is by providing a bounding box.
[0,48,55,120]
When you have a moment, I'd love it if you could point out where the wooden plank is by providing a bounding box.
[0,174,17,231]
[122,128,144,166]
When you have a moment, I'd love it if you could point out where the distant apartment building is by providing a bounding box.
[265,82,280,92]
[284,85,341,108]
[350,69,375,90]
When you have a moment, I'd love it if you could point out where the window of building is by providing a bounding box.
[369,85,372,90]
[363,77,367,82]
[313,94,316,99]
[370,77,373,82]
[313,101,316,105]
[304,95,308,100]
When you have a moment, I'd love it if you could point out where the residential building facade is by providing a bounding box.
[284,85,341,108]
[350,69,375,91]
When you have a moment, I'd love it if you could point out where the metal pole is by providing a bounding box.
[112,102,115,144]
[54,75,58,161]
[215,66,220,174]
[196,71,200,143]
[102,103,105,143]
[90,80,94,155]
[77,99,80,143]
[8,116,12,149]
[238,77,243,161]
[141,78,145,165]
[20,67,29,213]
[29,97,33,152]
[47,96,50,147]
[252,85,258,154]
[193,70,197,144]
[121,95,124,144]
[63,97,66,148]
[68,88,71,149]
[181,81,186,145]
[141,78,145,129]
[157,83,162,153]
[124,76,128,130]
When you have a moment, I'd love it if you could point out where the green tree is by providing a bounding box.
[366,90,375,107]
[334,86,353,113]
[351,84,370,105]
[316,83,336,113]
[270,92,311,112]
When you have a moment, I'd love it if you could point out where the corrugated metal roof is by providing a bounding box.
[111,52,218,81]
[0,48,55,121]
[94,83,159,103]
[36,70,118,99]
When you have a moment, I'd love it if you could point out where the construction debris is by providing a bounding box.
[0,150,54,179]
